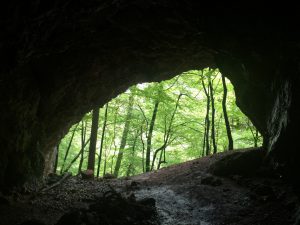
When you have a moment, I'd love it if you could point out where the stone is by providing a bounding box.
[81,170,94,180]
[103,173,116,179]
[209,148,265,177]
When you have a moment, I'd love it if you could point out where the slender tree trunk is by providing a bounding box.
[221,74,234,150]
[205,92,210,155]
[114,94,134,177]
[64,138,90,173]
[158,149,163,169]
[140,124,145,173]
[78,120,87,174]
[96,103,109,178]
[111,137,118,174]
[151,144,166,170]
[110,107,118,174]
[151,94,183,170]
[209,80,217,154]
[215,114,222,147]
[201,78,211,156]
[247,119,259,147]
[202,120,207,157]
[102,136,108,176]
[60,123,79,174]
[87,107,100,173]
[126,130,139,176]
[103,159,107,176]
[157,147,165,170]
[102,131,110,177]
[138,107,148,173]
[145,101,159,172]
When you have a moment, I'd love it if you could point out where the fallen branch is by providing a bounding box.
[41,172,72,192]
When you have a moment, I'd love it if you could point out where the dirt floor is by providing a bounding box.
[0,148,299,225]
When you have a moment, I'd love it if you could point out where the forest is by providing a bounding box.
[55,69,262,177]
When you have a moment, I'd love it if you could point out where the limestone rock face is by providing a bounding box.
[0,1,299,188]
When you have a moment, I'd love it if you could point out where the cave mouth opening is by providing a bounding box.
[55,68,262,178]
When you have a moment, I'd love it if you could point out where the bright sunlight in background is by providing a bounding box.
[56,69,262,177]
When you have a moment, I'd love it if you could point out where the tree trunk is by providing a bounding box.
[201,77,211,156]
[202,120,207,157]
[126,130,139,176]
[60,123,79,174]
[78,120,87,174]
[140,124,146,173]
[87,107,100,173]
[64,138,90,173]
[209,79,217,154]
[145,101,159,172]
[221,74,234,150]
[151,144,165,170]
[109,107,119,174]
[151,94,183,170]
[96,103,109,178]
[157,147,166,170]
[114,94,134,177]
[215,114,222,147]
[247,119,259,147]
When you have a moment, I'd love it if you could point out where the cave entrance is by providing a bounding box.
[55,68,262,177]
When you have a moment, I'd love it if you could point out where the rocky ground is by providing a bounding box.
[0,148,299,225]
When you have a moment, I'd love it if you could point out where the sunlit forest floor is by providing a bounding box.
[0,148,298,225]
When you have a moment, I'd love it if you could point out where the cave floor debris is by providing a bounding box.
[0,149,298,225]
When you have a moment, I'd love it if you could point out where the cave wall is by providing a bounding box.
[215,41,300,182]
[0,1,299,189]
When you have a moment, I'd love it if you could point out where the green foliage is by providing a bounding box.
[57,69,262,176]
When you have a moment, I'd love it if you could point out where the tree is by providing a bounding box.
[221,74,234,150]
[114,93,134,177]
[145,101,159,172]
[63,138,90,173]
[140,123,146,172]
[78,120,87,174]
[151,93,183,170]
[60,123,79,174]
[201,72,211,156]
[87,107,100,173]
[109,104,120,174]
[208,73,217,154]
[247,119,260,147]
[126,129,140,176]
[96,103,109,177]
